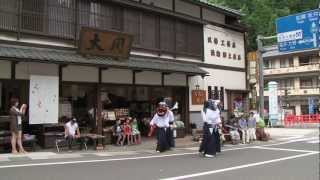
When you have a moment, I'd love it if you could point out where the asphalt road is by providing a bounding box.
[0,134,319,180]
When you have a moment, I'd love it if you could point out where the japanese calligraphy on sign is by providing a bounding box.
[204,25,245,68]
[79,27,133,59]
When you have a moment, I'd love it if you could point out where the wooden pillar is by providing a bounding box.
[96,67,103,150]
[11,61,16,80]
[185,86,190,134]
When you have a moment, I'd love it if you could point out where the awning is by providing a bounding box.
[0,44,208,76]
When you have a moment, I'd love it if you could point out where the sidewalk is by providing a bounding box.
[1,128,318,162]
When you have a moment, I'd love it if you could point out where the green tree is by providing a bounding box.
[207,0,319,50]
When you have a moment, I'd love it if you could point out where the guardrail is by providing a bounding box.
[284,114,320,127]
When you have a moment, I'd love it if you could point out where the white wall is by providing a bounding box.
[0,60,11,79]
[16,62,58,79]
[204,25,245,68]
[189,67,246,111]
[164,73,186,86]
[62,65,98,82]
[135,71,162,85]
[102,68,133,84]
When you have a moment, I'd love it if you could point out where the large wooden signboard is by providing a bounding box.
[192,89,206,105]
[79,27,133,59]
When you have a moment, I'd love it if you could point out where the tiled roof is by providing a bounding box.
[193,0,242,16]
[0,44,207,75]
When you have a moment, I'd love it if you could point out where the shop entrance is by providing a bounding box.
[100,85,187,137]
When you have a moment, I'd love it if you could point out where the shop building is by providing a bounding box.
[189,20,248,127]
[0,0,246,149]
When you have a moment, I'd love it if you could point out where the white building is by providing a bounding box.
[262,46,320,115]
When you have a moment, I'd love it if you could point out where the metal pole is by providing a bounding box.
[256,35,264,119]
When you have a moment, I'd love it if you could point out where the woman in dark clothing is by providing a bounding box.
[199,99,222,158]
[9,98,27,154]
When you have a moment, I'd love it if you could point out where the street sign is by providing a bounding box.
[276,9,319,52]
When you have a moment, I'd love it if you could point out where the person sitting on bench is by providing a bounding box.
[64,117,82,151]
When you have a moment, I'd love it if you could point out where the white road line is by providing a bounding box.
[307,140,320,144]
[161,152,319,180]
[262,137,319,147]
[253,146,319,153]
[278,136,304,141]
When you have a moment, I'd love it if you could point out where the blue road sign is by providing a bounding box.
[276,9,319,52]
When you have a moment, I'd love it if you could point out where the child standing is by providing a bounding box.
[131,118,141,144]
[123,118,133,145]
[112,120,123,146]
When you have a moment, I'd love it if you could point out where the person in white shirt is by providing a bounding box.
[149,102,174,152]
[64,117,82,151]
[199,99,221,158]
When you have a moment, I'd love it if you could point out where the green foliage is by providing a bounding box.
[207,0,319,50]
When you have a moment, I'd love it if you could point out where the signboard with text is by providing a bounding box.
[192,89,206,105]
[79,27,133,59]
[204,25,245,68]
[276,9,319,52]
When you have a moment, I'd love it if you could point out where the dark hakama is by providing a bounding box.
[156,127,170,152]
[214,128,221,153]
[199,123,218,156]
[167,126,175,148]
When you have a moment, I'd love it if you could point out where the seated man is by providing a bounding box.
[64,117,83,151]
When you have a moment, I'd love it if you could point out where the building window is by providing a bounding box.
[78,1,123,38]
[21,0,45,33]
[278,79,293,90]
[160,17,174,52]
[299,56,311,66]
[48,0,75,38]
[300,77,313,89]
[124,9,141,46]
[289,57,294,67]
[301,105,309,115]
[280,59,287,68]
[0,0,18,31]
[263,60,270,69]
[141,13,157,49]
[175,20,188,54]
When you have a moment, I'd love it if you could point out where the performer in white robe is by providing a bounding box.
[150,102,174,152]
[199,99,221,157]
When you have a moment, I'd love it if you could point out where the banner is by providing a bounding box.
[29,75,59,124]
[268,81,279,124]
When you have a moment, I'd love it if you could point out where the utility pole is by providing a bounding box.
[256,35,277,119]
[256,35,264,119]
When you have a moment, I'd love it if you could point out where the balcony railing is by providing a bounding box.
[264,63,319,76]
[264,87,320,96]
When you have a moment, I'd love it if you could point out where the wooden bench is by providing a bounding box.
[55,135,88,152]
